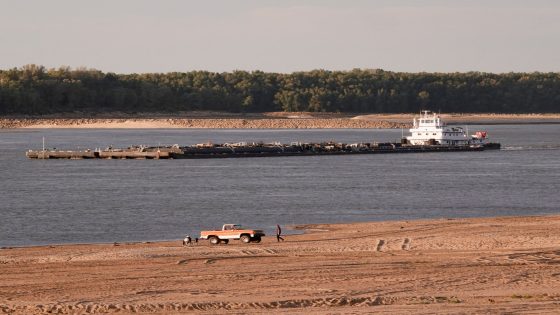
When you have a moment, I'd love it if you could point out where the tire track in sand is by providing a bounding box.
[402,238,411,250]
[0,296,391,313]
[375,240,385,251]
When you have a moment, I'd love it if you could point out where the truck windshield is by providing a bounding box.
[224,225,243,230]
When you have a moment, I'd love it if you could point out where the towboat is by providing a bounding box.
[406,111,500,149]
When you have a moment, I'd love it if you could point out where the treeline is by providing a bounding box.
[1,64,559,114]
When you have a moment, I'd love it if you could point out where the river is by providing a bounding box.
[1,125,559,246]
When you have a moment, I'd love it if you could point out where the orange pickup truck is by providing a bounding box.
[200,224,265,245]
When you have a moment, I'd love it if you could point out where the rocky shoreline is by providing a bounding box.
[2,112,560,129]
[0,118,408,129]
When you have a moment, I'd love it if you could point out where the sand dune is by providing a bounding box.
[2,215,560,314]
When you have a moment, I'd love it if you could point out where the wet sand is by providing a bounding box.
[2,215,560,314]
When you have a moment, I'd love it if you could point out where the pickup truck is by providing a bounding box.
[200,224,265,245]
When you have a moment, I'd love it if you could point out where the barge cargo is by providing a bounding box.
[26,141,498,160]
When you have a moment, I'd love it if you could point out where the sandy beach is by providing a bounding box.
[2,215,560,314]
[1,112,560,129]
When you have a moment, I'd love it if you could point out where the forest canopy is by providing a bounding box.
[1,65,559,114]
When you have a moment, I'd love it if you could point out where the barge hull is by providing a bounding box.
[26,144,488,160]
[171,145,484,159]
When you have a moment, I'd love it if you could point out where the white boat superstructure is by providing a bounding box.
[406,111,470,146]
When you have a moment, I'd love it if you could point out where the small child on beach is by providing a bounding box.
[183,235,192,246]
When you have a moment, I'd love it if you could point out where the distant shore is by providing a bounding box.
[1,215,560,314]
[1,112,560,129]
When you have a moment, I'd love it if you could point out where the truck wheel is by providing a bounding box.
[222,239,229,244]
[240,235,251,243]
[209,236,220,245]
[252,236,261,243]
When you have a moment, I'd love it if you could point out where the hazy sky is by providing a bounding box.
[1,0,559,73]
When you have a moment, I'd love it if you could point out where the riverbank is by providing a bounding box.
[2,215,560,314]
[0,118,405,129]
[1,112,560,129]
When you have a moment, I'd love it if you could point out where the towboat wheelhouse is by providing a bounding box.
[406,111,474,146]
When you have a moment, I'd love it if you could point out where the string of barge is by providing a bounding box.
[24,112,500,160]
[25,141,498,160]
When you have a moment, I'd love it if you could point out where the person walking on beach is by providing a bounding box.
[276,224,284,242]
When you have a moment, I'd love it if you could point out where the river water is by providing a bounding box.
[1,125,559,246]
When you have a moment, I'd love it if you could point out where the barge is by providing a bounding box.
[26,142,490,159]
[26,111,500,160]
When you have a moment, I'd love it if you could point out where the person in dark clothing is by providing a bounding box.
[183,235,192,246]
[276,224,284,242]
